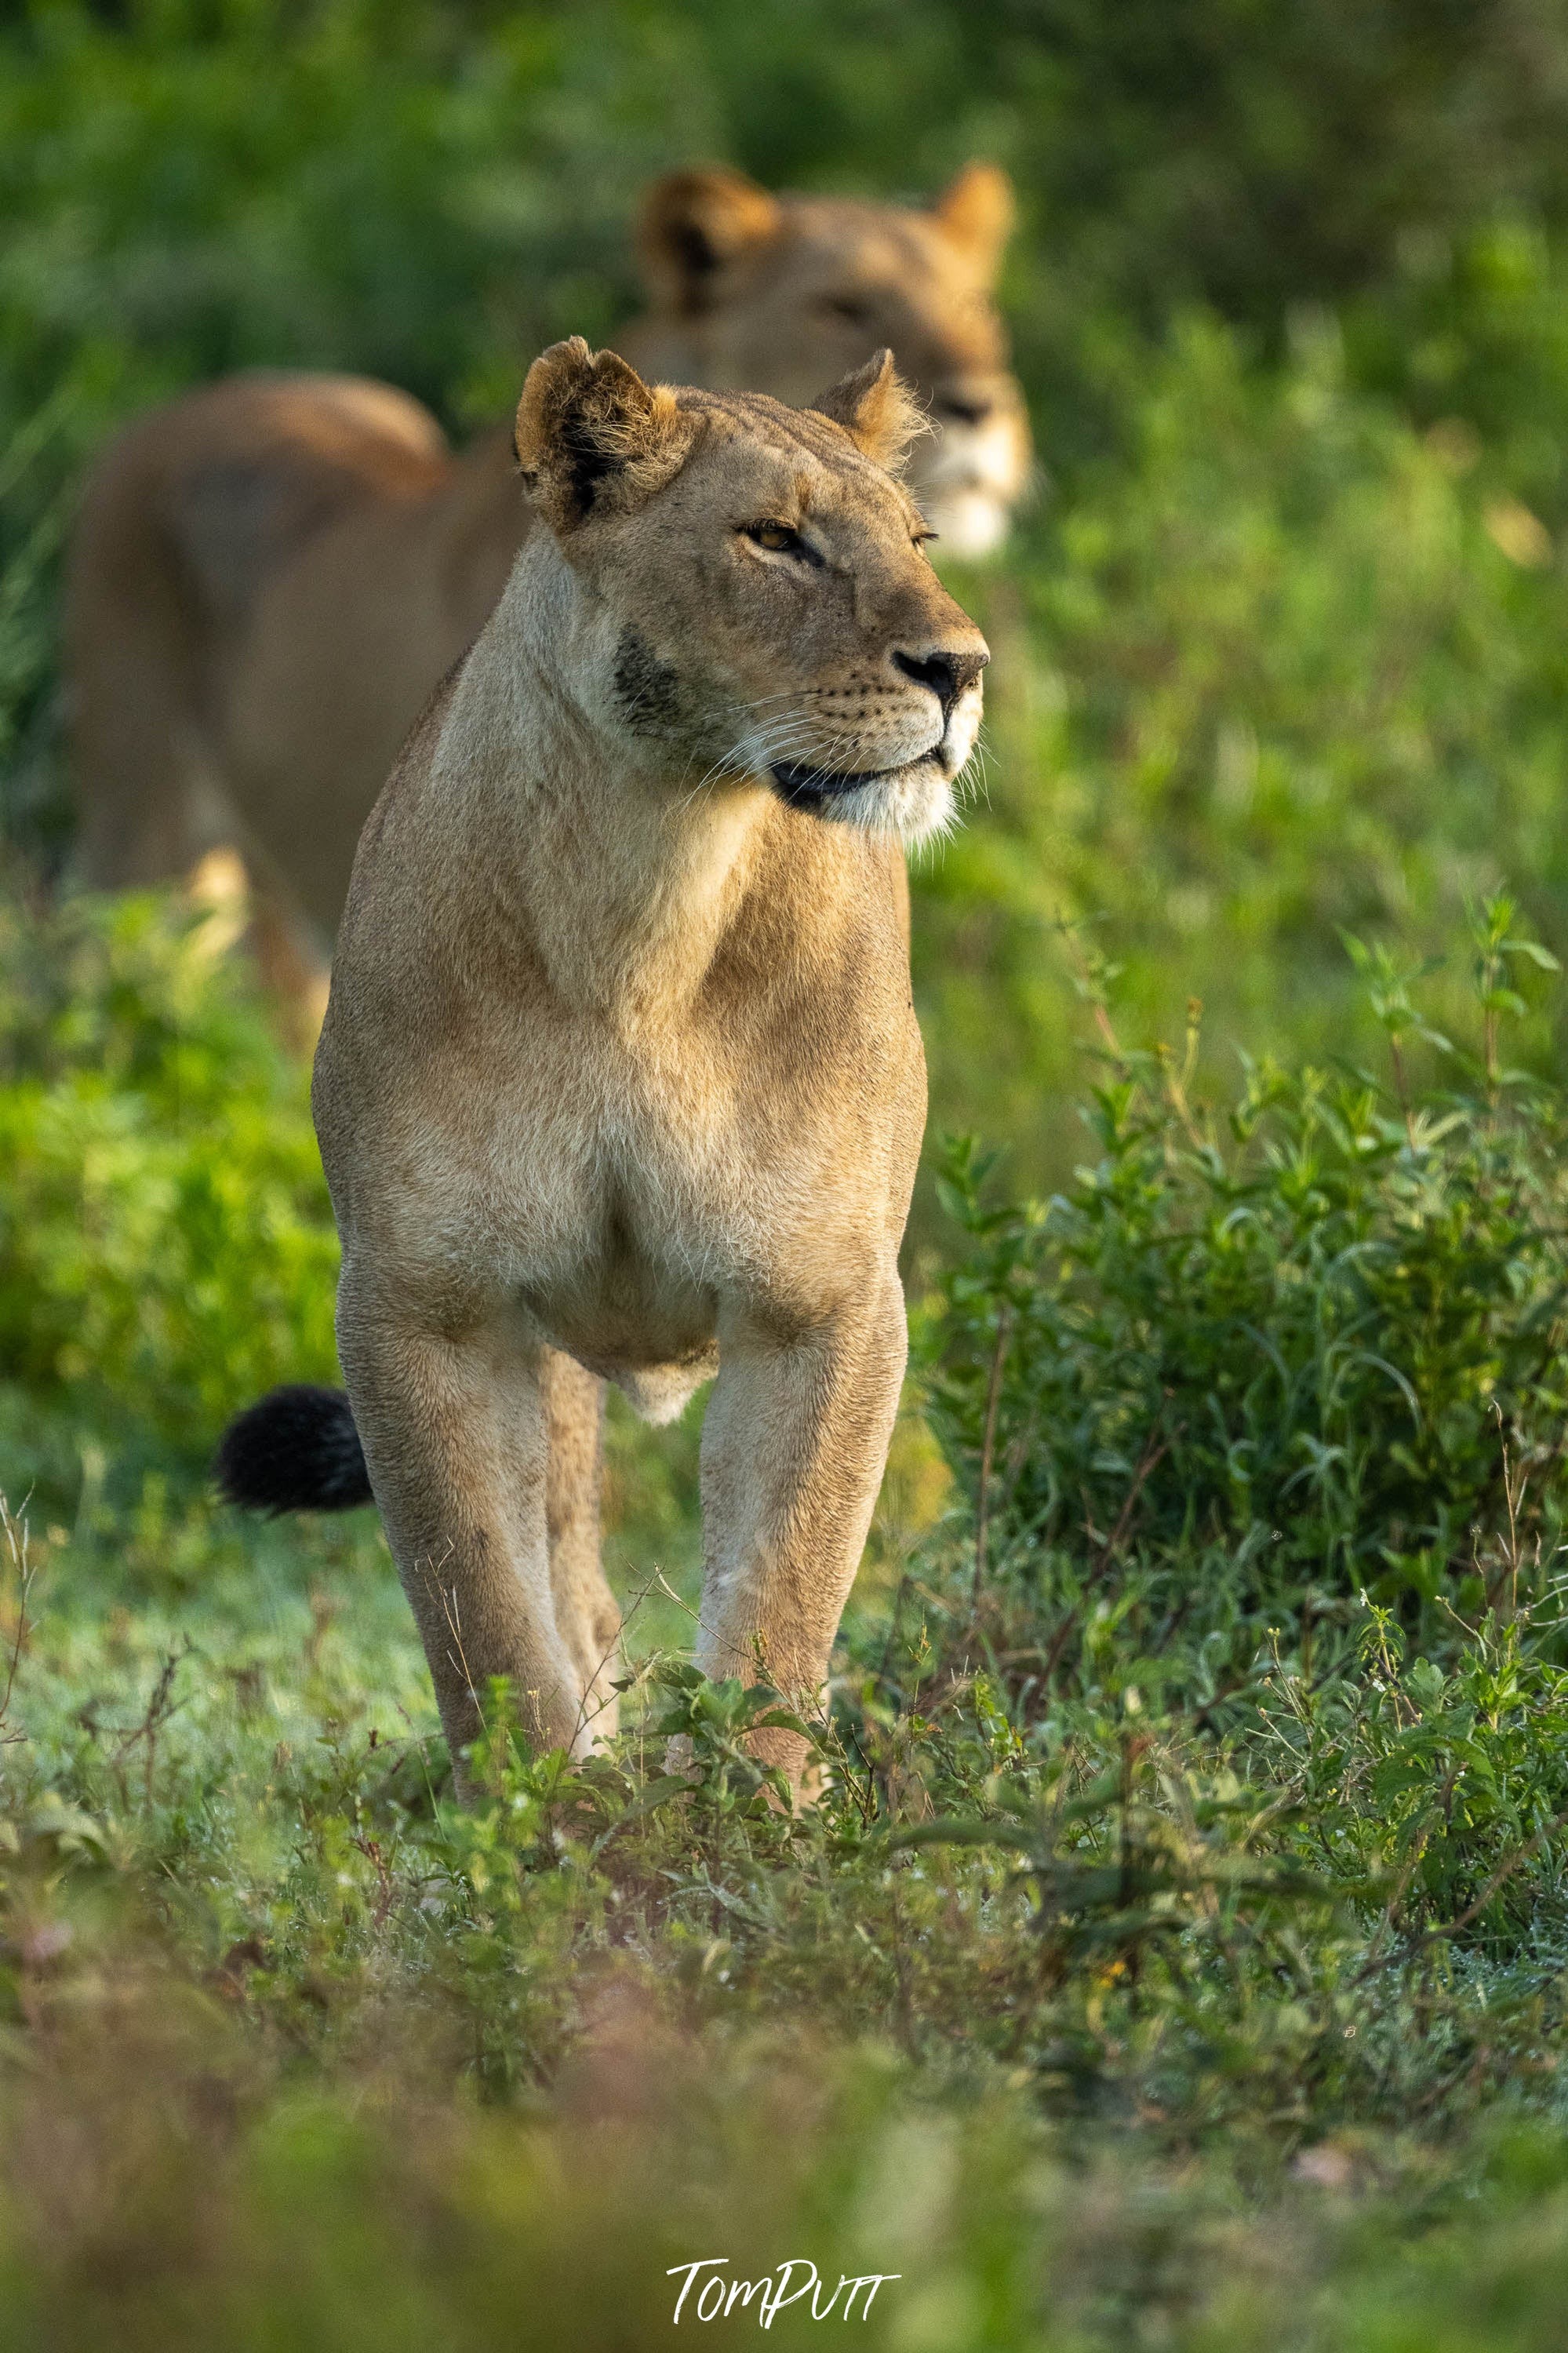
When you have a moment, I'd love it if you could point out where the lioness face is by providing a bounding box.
[628,165,1032,561]
[515,343,990,847]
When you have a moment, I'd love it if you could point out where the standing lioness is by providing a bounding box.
[220,339,987,1785]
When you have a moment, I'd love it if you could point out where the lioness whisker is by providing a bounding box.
[671,728,799,818]
[733,688,824,712]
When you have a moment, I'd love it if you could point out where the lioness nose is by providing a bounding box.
[893,644,989,716]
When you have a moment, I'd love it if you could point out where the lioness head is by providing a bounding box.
[620,162,1031,561]
[514,338,989,846]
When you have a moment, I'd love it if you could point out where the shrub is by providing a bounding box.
[0,881,339,1513]
[926,898,1568,1616]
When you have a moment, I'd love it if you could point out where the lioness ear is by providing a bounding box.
[809,349,929,475]
[514,337,693,531]
[931,162,1015,282]
[637,166,782,314]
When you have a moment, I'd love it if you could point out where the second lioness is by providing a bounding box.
[67,163,1024,1020]
[220,339,988,1785]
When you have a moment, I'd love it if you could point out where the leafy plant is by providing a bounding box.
[928,898,1568,1617]
[0,883,339,1513]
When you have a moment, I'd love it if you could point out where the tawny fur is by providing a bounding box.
[309,342,988,1788]
[64,166,1028,1018]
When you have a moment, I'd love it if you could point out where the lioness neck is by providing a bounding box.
[435,534,773,1024]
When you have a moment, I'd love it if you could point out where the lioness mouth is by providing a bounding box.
[770,752,933,810]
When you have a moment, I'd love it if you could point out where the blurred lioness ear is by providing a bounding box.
[514,338,695,531]
[809,349,929,475]
[931,161,1015,281]
[638,166,783,313]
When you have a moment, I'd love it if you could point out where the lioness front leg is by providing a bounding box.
[540,1348,622,1741]
[336,1270,589,1780]
[697,1270,909,1783]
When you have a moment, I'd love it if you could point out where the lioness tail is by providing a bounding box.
[216,1385,373,1513]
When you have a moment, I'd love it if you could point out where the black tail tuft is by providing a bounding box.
[215,1385,373,1514]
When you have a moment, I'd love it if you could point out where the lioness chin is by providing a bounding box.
[218,340,988,1792]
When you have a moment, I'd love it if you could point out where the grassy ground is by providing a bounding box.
[9,1498,1568,2352]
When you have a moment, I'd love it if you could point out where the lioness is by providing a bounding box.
[217,339,988,1787]
[65,163,1024,1017]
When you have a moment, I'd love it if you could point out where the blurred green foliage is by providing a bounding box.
[915,321,1568,1189]
[0,883,338,1510]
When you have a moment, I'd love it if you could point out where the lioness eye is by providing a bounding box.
[745,520,805,555]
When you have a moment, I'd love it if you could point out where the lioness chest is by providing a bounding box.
[332,951,922,1392]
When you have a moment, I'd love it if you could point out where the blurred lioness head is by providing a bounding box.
[621,162,1031,558]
